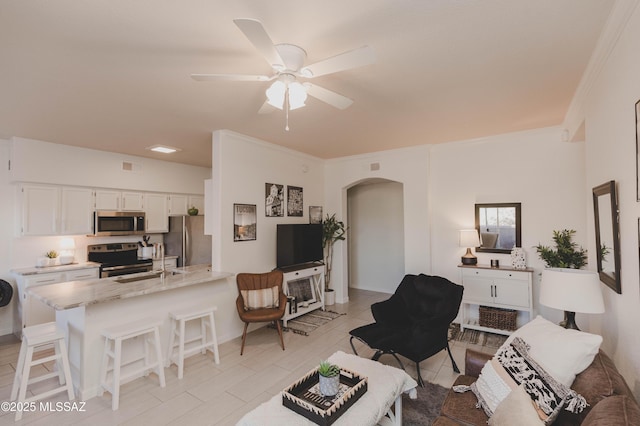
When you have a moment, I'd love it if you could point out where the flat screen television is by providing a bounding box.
[276,223,323,269]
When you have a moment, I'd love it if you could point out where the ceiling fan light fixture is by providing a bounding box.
[288,82,307,110]
[300,67,313,78]
[266,80,285,109]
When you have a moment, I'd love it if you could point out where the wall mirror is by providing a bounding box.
[593,181,621,293]
[475,202,521,253]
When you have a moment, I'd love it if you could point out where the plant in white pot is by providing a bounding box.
[317,360,341,397]
[322,214,346,306]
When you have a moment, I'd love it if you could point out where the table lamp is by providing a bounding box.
[459,229,480,265]
[539,268,604,330]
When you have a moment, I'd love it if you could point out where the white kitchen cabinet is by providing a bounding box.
[459,265,533,336]
[19,184,60,236]
[152,257,177,270]
[61,187,94,235]
[281,264,325,327]
[94,190,144,211]
[168,194,188,216]
[13,266,99,335]
[144,193,169,233]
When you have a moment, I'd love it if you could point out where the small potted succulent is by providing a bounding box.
[45,250,58,266]
[317,360,341,397]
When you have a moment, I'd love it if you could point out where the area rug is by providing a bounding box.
[448,323,507,348]
[270,310,345,336]
[402,381,449,425]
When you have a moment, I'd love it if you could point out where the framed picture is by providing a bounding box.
[234,203,257,242]
[636,99,640,201]
[287,185,303,216]
[286,277,317,307]
[265,183,284,217]
[309,206,322,224]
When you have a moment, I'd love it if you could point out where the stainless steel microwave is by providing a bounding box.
[92,211,146,236]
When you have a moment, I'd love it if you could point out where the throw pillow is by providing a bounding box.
[488,385,544,426]
[470,337,587,424]
[502,315,602,386]
[241,286,280,310]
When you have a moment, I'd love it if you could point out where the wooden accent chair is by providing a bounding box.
[235,271,287,355]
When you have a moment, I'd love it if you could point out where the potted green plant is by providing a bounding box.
[317,360,340,397]
[322,214,346,306]
[45,250,58,266]
[535,229,599,326]
[535,229,588,269]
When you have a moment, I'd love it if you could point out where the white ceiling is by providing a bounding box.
[0,1,615,168]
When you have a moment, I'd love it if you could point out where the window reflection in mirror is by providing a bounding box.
[475,203,521,254]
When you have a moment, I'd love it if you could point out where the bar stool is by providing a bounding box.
[99,317,166,410]
[10,322,75,421]
[166,305,220,379]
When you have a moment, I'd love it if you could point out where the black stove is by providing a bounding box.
[88,243,153,278]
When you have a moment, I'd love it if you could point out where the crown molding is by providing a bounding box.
[562,0,639,142]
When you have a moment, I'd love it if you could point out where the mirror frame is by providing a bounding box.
[592,180,621,294]
[474,202,522,254]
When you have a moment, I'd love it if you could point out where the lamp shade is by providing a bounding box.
[540,268,604,314]
[459,229,480,247]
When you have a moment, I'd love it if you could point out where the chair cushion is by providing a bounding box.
[240,286,280,310]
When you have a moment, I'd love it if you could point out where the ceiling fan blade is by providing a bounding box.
[305,83,353,110]
[301,45,375,78]
[233,18,285,69]
[258,101,276,114]
[191,73,271,82]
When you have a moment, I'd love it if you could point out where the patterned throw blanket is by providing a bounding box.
[455,337,587,425]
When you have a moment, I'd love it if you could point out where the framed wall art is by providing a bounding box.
[309,206,323,224]
[234,203,257,242]
[265,183,284,217]
[287,185,303,217]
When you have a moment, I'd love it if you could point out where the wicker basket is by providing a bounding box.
[479,306,517,331]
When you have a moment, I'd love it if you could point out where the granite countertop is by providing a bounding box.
[28,264,232,310]
[11,262,101,276]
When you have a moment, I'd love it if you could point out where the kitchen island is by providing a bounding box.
[29,265,232,400]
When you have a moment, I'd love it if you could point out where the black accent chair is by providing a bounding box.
[349,274,464,387]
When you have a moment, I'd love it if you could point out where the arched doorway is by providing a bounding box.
[346,178,405,294]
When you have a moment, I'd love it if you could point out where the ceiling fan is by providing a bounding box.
[191,19,375,129]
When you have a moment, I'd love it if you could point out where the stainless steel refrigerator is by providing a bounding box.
[165,215,212,267]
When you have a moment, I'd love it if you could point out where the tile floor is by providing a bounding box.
[0,288,498,425]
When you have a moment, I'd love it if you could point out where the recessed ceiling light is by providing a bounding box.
[146,145,181,154]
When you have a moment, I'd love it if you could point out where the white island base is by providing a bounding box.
[28,266,232,401]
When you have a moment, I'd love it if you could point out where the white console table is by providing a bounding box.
[279,263,325,327]
[458,264,533,336]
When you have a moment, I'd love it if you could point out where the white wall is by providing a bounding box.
[429,126,587,326]
[324,146,431,303]
[582,2,640,397]
[210,130,325,342]
[347,180,404,293]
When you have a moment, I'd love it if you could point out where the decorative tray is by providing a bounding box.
[282,366,367,426]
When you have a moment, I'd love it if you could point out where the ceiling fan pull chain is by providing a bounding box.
[285,87,290,131]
